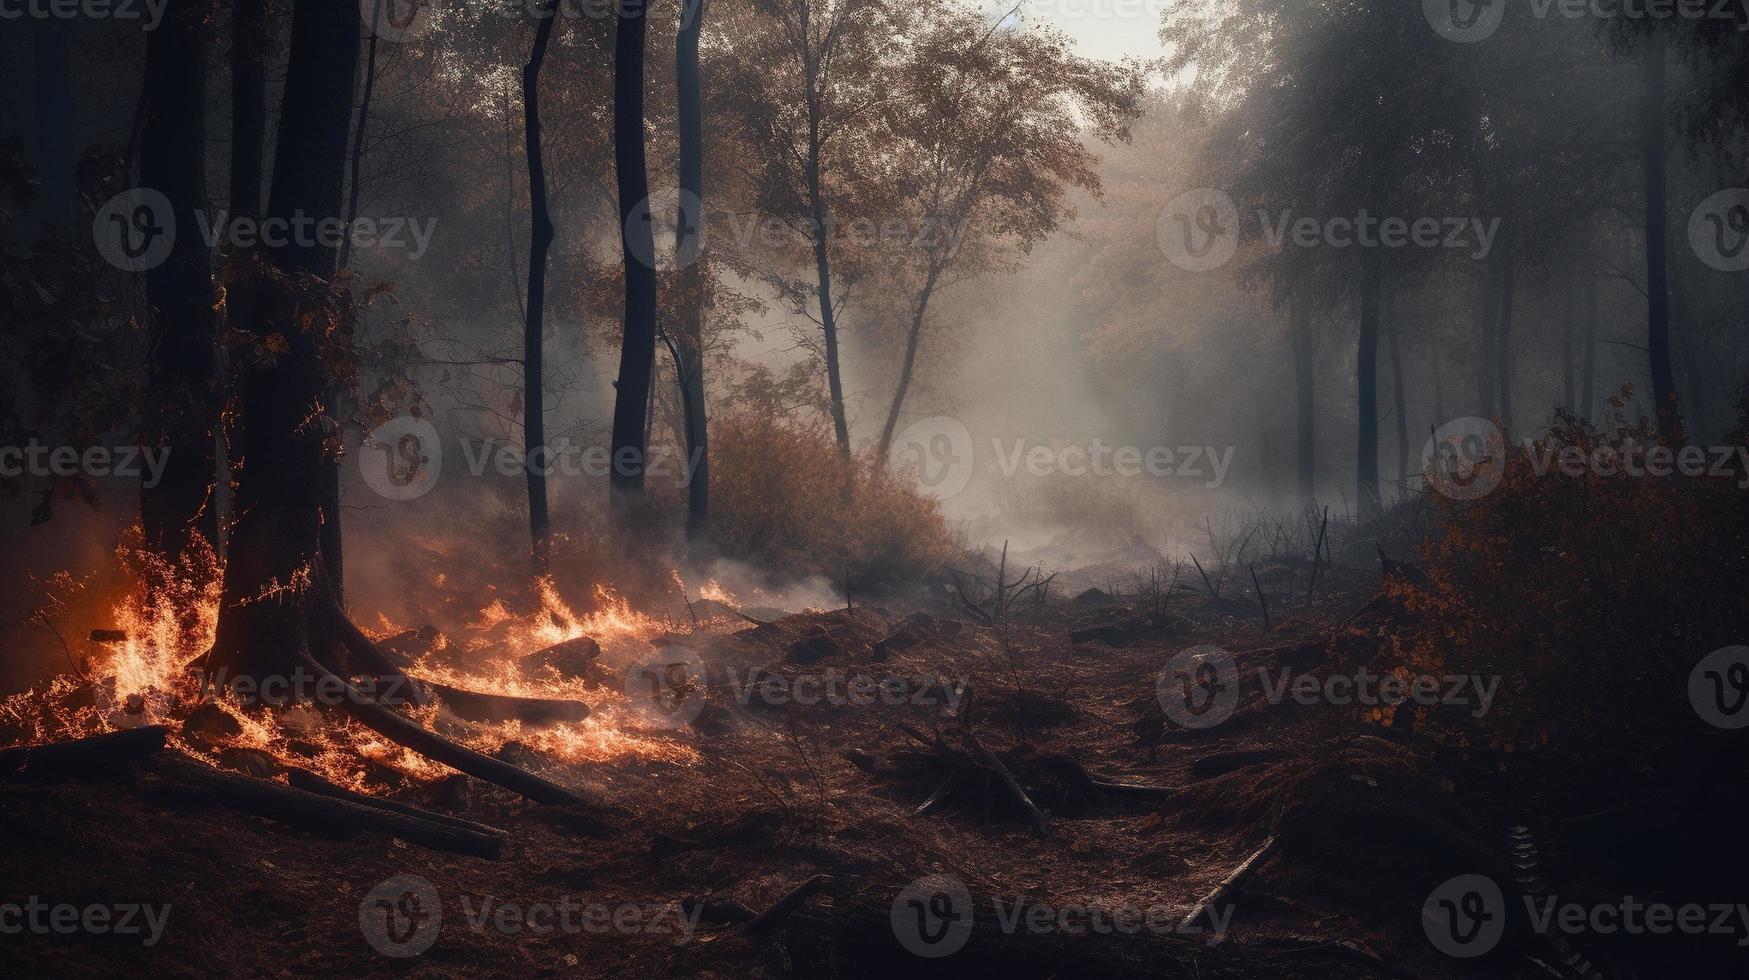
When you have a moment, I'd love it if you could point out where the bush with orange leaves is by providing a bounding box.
[1379,389,1749,765]
[707,411,958,590]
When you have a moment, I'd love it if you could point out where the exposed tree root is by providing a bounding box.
[425,682,591,726]
[295,652,588,806]
[151,753,504,859]
[743,873,832,933]
[0,725,169,778]
[1177,834,1280,934]
[284,767,507,837]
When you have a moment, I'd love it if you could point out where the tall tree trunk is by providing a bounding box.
[1642,29,1680,442]
[797,0,850,461]
[28,17,75,233]
[1476,264,1498,417]
[676,0,710,537]
[521,0,560,575]
[1581,270,1599,421]
[1292,290,1315,506]
[1385,289,1409,496]
[1561,264,1576,413]
[808,150,851,460]
[1356,269,1382,517]
[229,1,268,222]
[1495,238,1515,438]
[209,0,359,679]
[874,265,944,461]
[138,0,219,566]
[608,0,657,509]
[337,1,382,274]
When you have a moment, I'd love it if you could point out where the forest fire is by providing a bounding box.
[6,0,1749,976]
[1,543,698,797]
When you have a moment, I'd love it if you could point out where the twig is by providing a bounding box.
[1250,563,1271,632]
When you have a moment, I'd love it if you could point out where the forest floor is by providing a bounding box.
[1,544,1739,978]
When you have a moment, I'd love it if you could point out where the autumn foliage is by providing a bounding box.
[707,411,956,590]
[1380,389,1749,765]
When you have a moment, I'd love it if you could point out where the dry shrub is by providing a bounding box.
[708,411,956,589]
[1381,392,1749,764]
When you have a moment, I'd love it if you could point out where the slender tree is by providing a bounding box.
[138,0,219,565]
[608,0,658,508]
[1641,30,1680,442]
[521,0,562,573]
[676,0,710,536]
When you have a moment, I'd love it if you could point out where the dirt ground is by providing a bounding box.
[2,557,1738,979]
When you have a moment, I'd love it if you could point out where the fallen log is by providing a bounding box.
[1190,749,1291,779]
[1177,835,1280,934]
[960,728,1049,834]
[0,725,168,778]
[427,682,591,726]
[650,811,781,860]
[1088,778,1179,802]
[152,754,503,859]
[912,766,967,817]
[744,874,832,933]
[284,767,507,838]
[325,602,430,708]
[298,652,588,806]
[518,636,600,679]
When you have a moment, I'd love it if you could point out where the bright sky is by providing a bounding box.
[987,0,1170,63]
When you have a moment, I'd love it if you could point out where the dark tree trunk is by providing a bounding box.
[210,0,359,680]
[798,0,850,460]
[875,265,944,461]
[337,2,382,274]
[28,17,75,232]
[677,0,710,537]
[229,0,268,222]
[609,0,658,508]
[1581,270,1599,421]
[1385,289,1409,496]
[1643,29,1680,442]
[1495,240,1515,437]
[1562,264,1576,413]
[1356,269,1382,517]
[1291,290,1315,506]
[138,0,220,565]
[522,0,560,574]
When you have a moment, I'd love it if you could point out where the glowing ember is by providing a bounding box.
[1,543,698,792]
